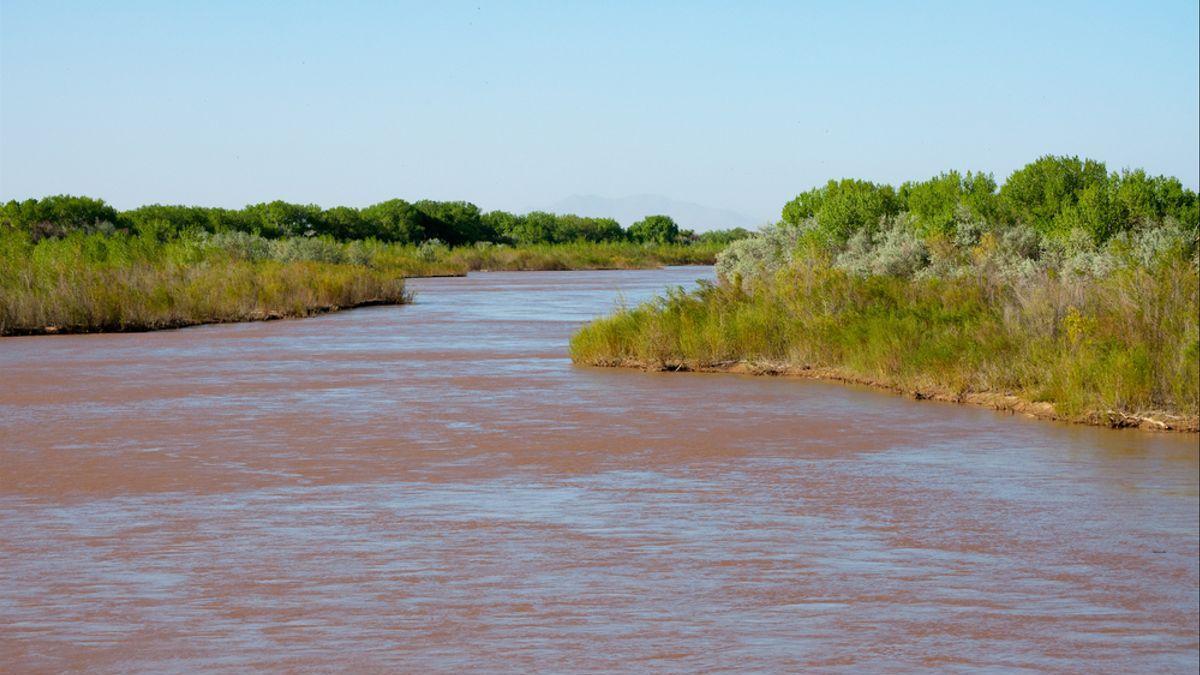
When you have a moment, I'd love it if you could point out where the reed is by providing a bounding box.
[570,259,1200,429]
[0,231,715,335]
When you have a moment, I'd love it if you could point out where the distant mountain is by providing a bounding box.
[546,194,765,232]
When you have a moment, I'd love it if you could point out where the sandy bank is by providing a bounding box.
[592,358,1199,433]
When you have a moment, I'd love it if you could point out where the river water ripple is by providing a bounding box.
[1,266,1197,672]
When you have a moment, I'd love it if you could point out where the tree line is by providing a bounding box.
[780,155,1198,244]
[0,195,750,247]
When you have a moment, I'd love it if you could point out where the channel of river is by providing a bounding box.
[1,266,1197,671]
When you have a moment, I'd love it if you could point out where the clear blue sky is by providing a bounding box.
[2,0,1197,223]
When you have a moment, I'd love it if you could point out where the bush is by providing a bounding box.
[207,231,271,261]
[715,221,812,286]
[267,236,347,264]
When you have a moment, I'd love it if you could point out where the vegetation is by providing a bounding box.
[0,195,738,335]
[1,195,750,247]
[572,156,1200,430]
[0,229,410,334]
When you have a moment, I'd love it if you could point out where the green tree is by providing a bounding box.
[0,195,120,238]
[244,201,323,238]
[554,215,624,243]
[1111,170,1199,232]
[782,179,899,242]
[123,204,215,236]
[206,207,258,234]
[999,155,1110,238]
[360,199,428,243]
[507,211,557,245]
[321,206,366,240]
[481,210,521,243]
[628,214,680,244]
[696,227,752,245]
[413,200,484,245]
[900,171,997,235]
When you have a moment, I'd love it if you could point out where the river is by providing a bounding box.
[1,266,1197,672]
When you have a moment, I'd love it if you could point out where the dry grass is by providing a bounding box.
[0,232,717,334]
[571,259,1200,429]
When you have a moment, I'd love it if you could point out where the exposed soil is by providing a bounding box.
[595,358,1200,433]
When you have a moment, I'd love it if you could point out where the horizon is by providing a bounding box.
[2,1,1198,228]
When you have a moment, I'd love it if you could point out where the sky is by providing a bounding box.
[1,0,1198,225]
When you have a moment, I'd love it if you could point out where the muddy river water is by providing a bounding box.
[1,266,1197,672]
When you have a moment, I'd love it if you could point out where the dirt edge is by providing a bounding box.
[592,358,1199,434]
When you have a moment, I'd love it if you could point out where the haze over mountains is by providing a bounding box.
[548,194,767,232]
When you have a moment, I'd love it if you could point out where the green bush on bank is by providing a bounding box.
[573,155,1200,426]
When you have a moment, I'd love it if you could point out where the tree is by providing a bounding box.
[697,227,752,245]
[0,195,120,239]
[1111,170,1199,232]
[321,206,366,240]
[361,199,428,243]
[999,155,1110,238]
[782,179,899,242]
[243,201,323,238]
[553,215,624,243]
[413,200,484,245]
[124,204,215,236]
[900,171,997,235]
[507,211,556,245]
[628,214,680,244]
[480,210,518,242]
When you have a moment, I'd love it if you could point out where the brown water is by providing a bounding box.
[2,266,1197,672]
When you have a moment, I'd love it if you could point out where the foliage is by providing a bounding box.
[899,171,998,235]
[0,226,717,334]
[725,156,1198,286]
[0,229,409,334]
[715,220,814,286]
[571,257,1199,425]
[696,227,753,245]
[0,195,120,240]
[4,194,733,252]
[413,200,485,246]
[356,199,429,243]
[998,156,1198,242]
[575,155,1200,427]
[781,178,900,242]
[628,214,681,244]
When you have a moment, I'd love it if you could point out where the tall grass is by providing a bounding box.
[0,230,409,334]
[0,231,716,335]
[571,259,1200,428]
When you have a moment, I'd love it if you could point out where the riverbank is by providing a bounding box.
[0,257,412,336]
[585,358,1198,432]
[570,261,1200,433]
[0,232,719,335]
[8,264,1195,672]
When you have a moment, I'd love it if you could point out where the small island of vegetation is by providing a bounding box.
[571,156,1200,431]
